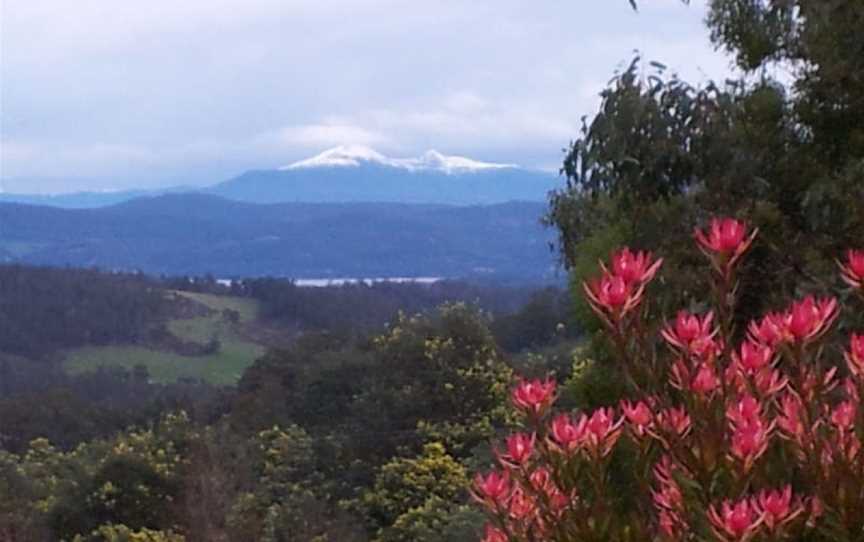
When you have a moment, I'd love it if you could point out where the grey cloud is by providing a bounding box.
[0,0,730,192]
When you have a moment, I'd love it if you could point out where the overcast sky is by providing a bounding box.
[0,0,732,193]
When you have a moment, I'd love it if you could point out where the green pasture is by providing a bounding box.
[63,292,265,385]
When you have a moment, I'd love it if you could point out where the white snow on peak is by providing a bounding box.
[281,145,517,174]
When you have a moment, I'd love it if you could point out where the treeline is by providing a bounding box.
[0,265,571,362]
[0,265,172,358]
[0,359,225,452]
[242,278,539,332]
[0,304,565,541]
[161,274,576,346]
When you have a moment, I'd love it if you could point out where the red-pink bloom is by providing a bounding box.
[472,471,511,506]
[621,399,653,437]
[528,467,551,492]
[549,413,585,454]
[727,395,772,469]
[511,377,556,416]
[751,368,788,396]
[691,362,721,396]
[507,487,537,520]
[546,486,571,516]
[584,247,662,323]
[582,407,624,458]
[481,524,507,542]
[726,395,762,427]
[653,406,692,441]
[695,218,749,254]
[839,249,864,288]
[586,273,630,308]
[831,401,857,431]
[727,342,787,396]
[748,313,784,347]
[708,498,763,541]
[662,310,717,352]
[694,218,757,275]
[845,333,864,378]
[753,486,803,531]
[730,422,771,469]
[502,433,535,466]
[607,247,663,285]
[780,296,838,344]
[734,341,775,374]
[776,393,806,443]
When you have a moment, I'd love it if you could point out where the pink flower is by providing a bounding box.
[751,368,788,396]
[694,218,757,274]
[528,467,551,492]
[708,498,763,541]
[730,422,771,468]
[653,406,692,441]
[845,333,864,378]
[839,249,864,288]
[549,413,585,454]
[733,341,775,374]
[582,407,624,457]
[507,488,536,520]
[753,486,802,531]
[776,393,805,443]
[608,247,663,285]
[472,471,511,507]
[512,377,556,416]
[695,218,750,254]
[727,395,772,469]
[584,247,663,324]
[691,362,721,396]
[586,273,630,309]
[502,433,535,466]
[831,401,857,431]
[781,296,838,344]
[621,399,653,437]
[661,310,717,352]
[727,342,786,396]
[748,313,784,347]
[546,485,571,516]
[481,524,507,542]
[551,408,624,458]
[726,394,762,427]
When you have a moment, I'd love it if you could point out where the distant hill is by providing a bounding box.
[0,194,559,282]
[0,146,561,208]
[0,187,188,209]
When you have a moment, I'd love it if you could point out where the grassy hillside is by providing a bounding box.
[63,291,266,385]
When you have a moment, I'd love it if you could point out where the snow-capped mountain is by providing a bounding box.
[207,145,558,205]
[0,147,561,207]
[281,145,517,174]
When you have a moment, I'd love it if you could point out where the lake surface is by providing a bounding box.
[217,277,443,288]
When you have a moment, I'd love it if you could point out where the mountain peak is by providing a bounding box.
[281,146,517,174]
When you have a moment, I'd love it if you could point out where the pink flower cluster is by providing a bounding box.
[474,219,864,541]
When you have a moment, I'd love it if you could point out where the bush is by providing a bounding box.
[472,217,864,541]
